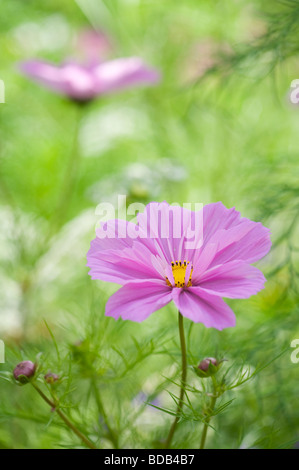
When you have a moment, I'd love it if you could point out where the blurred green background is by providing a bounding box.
[1,0,299,449]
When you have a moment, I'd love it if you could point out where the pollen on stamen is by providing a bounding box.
[166,260,193,288]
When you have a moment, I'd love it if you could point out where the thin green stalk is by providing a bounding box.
[165,311,187,449]
[199,382,217,449]
[52,103,84,232]
[91,378,119,448]
[31,383,97,449]
[20,104,86,334]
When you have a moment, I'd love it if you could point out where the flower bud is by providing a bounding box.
[44,372,60,384]
[193,357,220,378]
[198,357,218,371]
[13,361,36,384]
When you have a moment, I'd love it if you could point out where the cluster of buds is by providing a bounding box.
[13,361,60,386]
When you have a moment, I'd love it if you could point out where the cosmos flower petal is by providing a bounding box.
[202,202,242,244]
[197,261,266,298]
[92,219,138,251]
[172,287,236,330]
[92,57,160,94]
[87,256,161,284]
[20,60,65,89]
[88,244,162,285]
[209,220,271,266]
[87,220,164,284]
[136,201,203,265]
[20,60,98,100]
[105,279,172,322]
[76,29,112,65]
[192,242,218,282]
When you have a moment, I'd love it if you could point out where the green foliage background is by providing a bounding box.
[0,0,299,449]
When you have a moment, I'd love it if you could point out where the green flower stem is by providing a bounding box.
[199,382,218,449]
[91,378,119,448]
[31,383,97,450]
[52,103,85,232]
[165,311,187,449]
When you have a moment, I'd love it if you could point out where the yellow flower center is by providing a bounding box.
[166,260,193,288]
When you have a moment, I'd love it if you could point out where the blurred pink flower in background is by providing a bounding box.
[20,29,160,102]
[20,57,160,103]
[87,201,271,330]
[75,29,113,65]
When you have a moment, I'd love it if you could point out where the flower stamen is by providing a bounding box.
[166,260,193,288]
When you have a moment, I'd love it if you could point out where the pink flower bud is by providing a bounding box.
[198,357,218,371]
[13,361,36,384]
[193,357,221,378]
[44,372,60,384]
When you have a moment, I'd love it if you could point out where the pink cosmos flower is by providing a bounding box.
[19,57,160,103]
[87,202,271,330]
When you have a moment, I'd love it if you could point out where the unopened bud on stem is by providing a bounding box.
[13,361,36,384]
[193,357,221,378]
[199,357,218,371]
[44,372,60,384]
